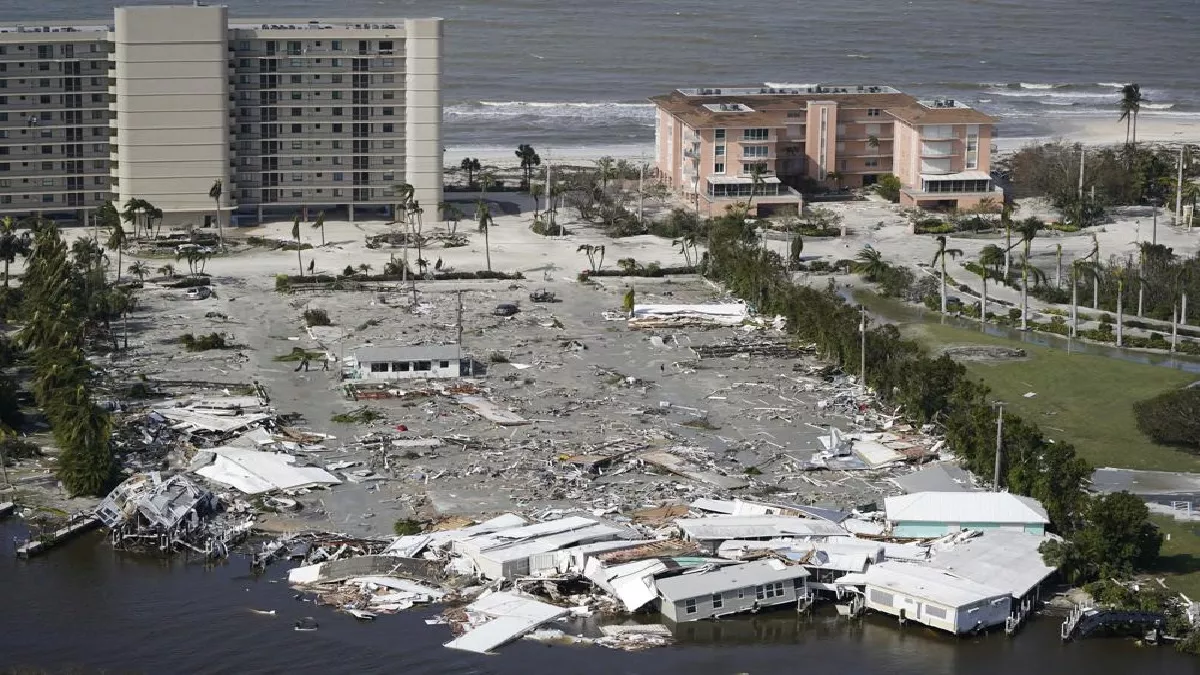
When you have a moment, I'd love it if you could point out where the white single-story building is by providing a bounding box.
[884,491,1050,538]
[656,559,810,623]
[675,516,849,553]
[350,345,462,380]
[838,561,1011,635]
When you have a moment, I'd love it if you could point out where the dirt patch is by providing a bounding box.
[939,344,1029,363]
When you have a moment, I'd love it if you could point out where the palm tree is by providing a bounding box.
[1118,84,1145,146]
[1013,217,1044,329]
[673,233,698,268]
[291,214,303,277]
[976,251,992,322]
[476,199,493,272]
[460,157,481,188]
[156,263,176,279]
[311,210,326,246]
[853,245,886,281]
[979,244,1005,276]
[440,202,464,236]
[127,261,149,282]
[789,234,804,271]
[0,216,31,287]
[515,144,541,189]
[209,178,224,247]
[827,170,844,190]
[104,221,126,282]
[529,183,545,218]
[577,244,606,272]
[931,235,964,314]
[1085,233,1101,309]
[1000,201,1019,279]
[357,263,372,277]
[746,163,768,216]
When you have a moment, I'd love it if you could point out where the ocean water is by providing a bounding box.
[5,0,1197,156]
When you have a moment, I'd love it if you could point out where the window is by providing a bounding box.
[742,146,768,158]
[332,90,343,99]
[91,110,104,119]
[439,360,451,368]
[714,145,725,157]
[290,74,301,84]
[91,94,102,103]
[291,107,302,117]
[381,74,394,84]
[41,178,54,186]
[382,140,394,149]
[0,164,8,172]
[291,172,303,181]
[291,190,303,198]
[382,171,394,181]
[333,156,342,164]
[42,194,54,203]
[333,172,343,181]
[331,58,342,67]
[332,141,342,149]
[291,141,303,149]
[370,362,388,373]
[93,144,104,152]
[924,604,947,620]
[41,146,52,154]
[238,40,250,50]
[333,188,343,197]
[415,361,432,371]
[391,361,411,372]
[333,107,343,116]
[713,162,725,174]
[240,59,250,68]
[867,108,882,117]
[382,157,394,165]
[93,176,103,185]
[290,58,302,67]
[41,162,52,171]
[39,95,51,104]
[382,107,394,116]
[382,58,394,67]
[291,157,302,166]
[382,123,394,133]
[714,128,725,141]
[291,124,302,133]
[741,162,767,175]
[684,599,697,615]
[382,91,394,100]
[332,40,342,51]
[965,127,979,170]
[290,91,302,100]
[333,123,343,133]
[711,594,723,610]
[742,128,769,141]
[241,124,252,134]
[865,158,879,168]
[379,40,394,53]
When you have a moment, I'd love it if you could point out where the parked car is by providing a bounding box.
[184,286,212,300]
[492,303,519,317]
[529,288,557,303]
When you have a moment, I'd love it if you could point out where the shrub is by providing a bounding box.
[1,436,41,464]
[179,332,230,351]
[275,274,291,292]
[875,173,901,202]
[1134,388,1200,451]
[303,308,332,327]
[393,519,424,536]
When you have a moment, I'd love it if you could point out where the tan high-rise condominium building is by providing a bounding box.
[0,5,442,226]
[651,84,1002,216]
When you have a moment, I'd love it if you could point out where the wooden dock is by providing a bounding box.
[15,516,100,558]
[1061,604,1164,641]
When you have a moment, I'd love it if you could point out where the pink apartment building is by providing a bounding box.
[650,84,1003,216]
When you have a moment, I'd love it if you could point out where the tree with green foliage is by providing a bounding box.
[1040,491,1162,583]
[1119,83,1145,146]
[459,157,481,188]
[209,178,224,246]
[311,210,326,246]
[1134,387,1200,451]
[577,244,606,273]
[515,144,541,189]
[875,173,901,202]
[789,234,804,270]
[853,245,886,281]
[291,214,303,277]
[127,261,149,282]
[1012,217,1044,329]
[0,216,31,287]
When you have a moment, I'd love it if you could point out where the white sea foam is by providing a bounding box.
[1097,82,1130,88]
[1018,82,1063,89]
[1141,102,1175,110]
[445,100,656,125]
[987,89,1116,100]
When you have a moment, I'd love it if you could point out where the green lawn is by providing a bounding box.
[1150,516,1200,600]
[902,321,1200,473]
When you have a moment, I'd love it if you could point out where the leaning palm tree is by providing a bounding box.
[853,245,886,282]
[209,178,224,247]
[931,235,964,314]
[1085,233,1101,308]
[1000,201,1019,279]
[1118,83,1145,146]
[476,199,493,272]
[311,210,326,246]
[156,263,176,279]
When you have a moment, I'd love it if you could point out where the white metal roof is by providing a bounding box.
[656,559,808,602]
[706,175,783,185]
[353,344,462,363]
[891,462,976,494]
[474,524,626,566]
[840,561,1007,608]
[927,530,1057,598]
[676,516,849,541]
[884,492,1049,525]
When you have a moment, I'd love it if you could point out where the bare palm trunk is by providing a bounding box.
[1138,283,1144,317]
[1021,266,1029,330]
[1004,228,1011,279]
[940,259,948,314]
[1071,272,1078,336]
[214,198,223,248]
[1116,284,1124,346]
[1055,255,1062,288]
[1092,277,1099,310]
[484,224,492,272]
[981,276,988,326]
[296,246,303,278]
[1183,291,1190,325]
[123,311,129,350]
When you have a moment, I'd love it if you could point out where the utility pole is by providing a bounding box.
[1172,303,1179,353]
[859,305,867,393]
[545,161,554,231]
[455,289,464,346]
[637,157,645,224]
[1177,145,1186,227]
[1078,145,1085,201]
[1153,199,1159,245]
[993,403,1004,491]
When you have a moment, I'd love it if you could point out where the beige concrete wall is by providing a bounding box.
[404,17,442,213]
[112,5,230,222]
